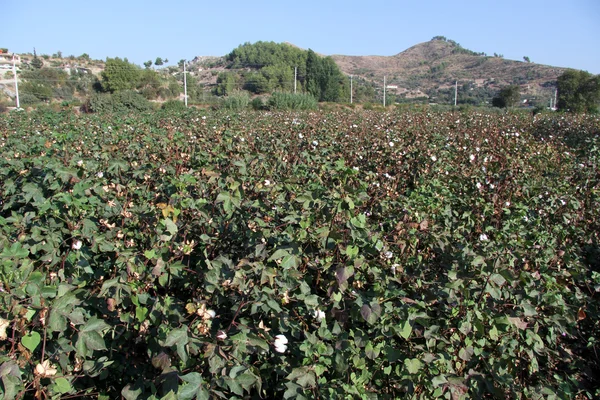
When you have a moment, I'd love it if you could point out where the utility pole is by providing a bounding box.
[454,80,458,107]
[12,54,20,109]
[350,75,353,104]
[294,66,297,94]
[383,76,386,107]
[183,61,188,107]
[554,88,558,110]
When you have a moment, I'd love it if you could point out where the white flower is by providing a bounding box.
[72,240,82,250]
[216,330,227,340]
[431,155,437,162]
[274,334,288,353]
[479,233,489,242]
[313,309,326,322]
[389,142,394,147]
[384,251,393,259]
[97,171,104,178]
[77,160,83,167]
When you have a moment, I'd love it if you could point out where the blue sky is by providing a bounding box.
[2,0,599,73]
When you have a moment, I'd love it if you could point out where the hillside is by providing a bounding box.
[183,38,565,106]
[1,38,569,108]
[328,38,564,103]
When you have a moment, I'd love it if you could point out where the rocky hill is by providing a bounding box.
[186,38,565,106]
[328,38,564,103]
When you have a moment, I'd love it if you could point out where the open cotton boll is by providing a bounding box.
[274,343,287,353]
[313,309,326,322]
[274,334,288,345]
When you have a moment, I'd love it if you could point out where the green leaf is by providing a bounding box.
[287,367,316,388]
[179,372,209,400]
[281,254,300,269]
[80,317,110,333]
[236,373,257,391]
[164,327,188,347]
[399,320,412,340]
[80,331,107,351]
[522,302,537,317]
[121,382,143,400]
[53,377,72,394]
[404,358,423,374]
[458,346,474,361]
[21,331,41,352]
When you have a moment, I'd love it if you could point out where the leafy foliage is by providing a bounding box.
[83,90,152,113]
[101,57,141,93]
[492,85,521,108]
[557,70,600,113]
[267,92,317,110]
[0,108,599,399]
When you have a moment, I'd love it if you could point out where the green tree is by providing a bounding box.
[214,72,238,96]
[523,56,531,63]
[31,48,43,69]
[144,60,153,69]
[101,57,140,92]
[305,50,345,102]
[492,85,520,108]
[155,57,163,66]
[556,70,600,113]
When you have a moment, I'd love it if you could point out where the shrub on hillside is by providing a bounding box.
[221,90,250,111]
[251,96,266,110]
[83,91,152,113]
[267,92,317,110]
[161,99,188,112]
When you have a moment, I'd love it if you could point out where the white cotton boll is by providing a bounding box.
[206,310,216,319]
[216,331,227,340]
[72,240,82,250]
[470,154,475,162]
[274,334,288,345]
[313,309,326,322]
[274,343,287,353]
[312,140,318,146]
[431,155,437,162]
[264,179,271,186]
[479,234,489,242]
[97,172,104,178]
[274,334,288,353]
[299,133,304,139]
[389,142,394,147]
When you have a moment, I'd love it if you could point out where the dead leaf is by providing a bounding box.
[577,307,586,321]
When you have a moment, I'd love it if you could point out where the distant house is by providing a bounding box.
[63,65,92,75]
[0,52,21,69]
[386,85,398,89]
